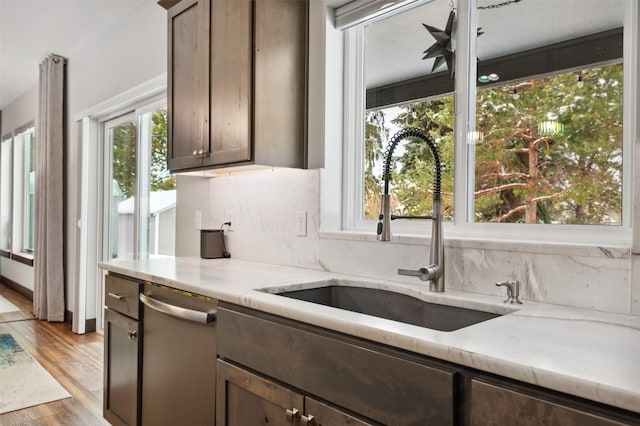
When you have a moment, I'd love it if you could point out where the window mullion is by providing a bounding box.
[453,0,478,226]
[344,26,367,231]
[136,111,150,259]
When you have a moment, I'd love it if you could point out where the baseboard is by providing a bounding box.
[0,275,96,332]
[66,310,97,333]
[0,275,33,300]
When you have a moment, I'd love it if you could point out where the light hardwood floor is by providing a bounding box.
[0,284,108,426]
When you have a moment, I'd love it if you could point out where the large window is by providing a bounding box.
[0,123,36,258]
[0,134,12,251]
[346,0,632,243]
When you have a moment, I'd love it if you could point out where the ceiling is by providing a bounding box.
[366,0,626,88]
[0,0,148,110]
[0,0,627,110]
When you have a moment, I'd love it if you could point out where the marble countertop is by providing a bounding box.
[100,257,640,414]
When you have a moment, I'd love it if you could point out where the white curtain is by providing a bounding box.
[34,54,66,321]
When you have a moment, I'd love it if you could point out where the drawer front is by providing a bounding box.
[218,306,458,426]
[471,379,633,426]
[105,274,142,319]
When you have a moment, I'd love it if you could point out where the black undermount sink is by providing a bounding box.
[274,285,502,332]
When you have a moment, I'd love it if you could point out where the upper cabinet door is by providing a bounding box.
[253,0,308,168]
[167,0,209,171]
[166,0,309,173]
[204,0,253,167]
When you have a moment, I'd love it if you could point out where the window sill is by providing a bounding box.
[9,252,34,267]
[318,230,631,260]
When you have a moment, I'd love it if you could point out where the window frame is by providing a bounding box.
[341,0,636,246]
[0,132,13,253]
[10,122,36,258]
[21,127,35,254]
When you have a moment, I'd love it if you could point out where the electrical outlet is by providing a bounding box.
[295,211,307,237]
[195,210,202,230]
[224,209,234,231]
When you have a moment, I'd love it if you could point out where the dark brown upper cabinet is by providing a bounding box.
[167,0,308,173]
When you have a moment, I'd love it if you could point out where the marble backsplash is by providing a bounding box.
[177,168,638,316]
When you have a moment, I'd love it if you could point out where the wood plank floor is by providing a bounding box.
[0,284,108,426]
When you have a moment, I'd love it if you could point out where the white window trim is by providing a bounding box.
[21,127,35,254]
[338,0,637,248]
[0,133,13,252]
[74,73,166,334]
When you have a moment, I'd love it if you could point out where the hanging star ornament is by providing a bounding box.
[423,10,483,79]
[422,10,456,77]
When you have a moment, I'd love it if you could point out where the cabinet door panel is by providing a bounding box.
[104,309,141,426]
[471,379,631,426]
[205,0,252,166]
[167,0,207,170]
[217,360,304,426]
[253,0,308,168]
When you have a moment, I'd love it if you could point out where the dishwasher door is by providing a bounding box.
[140,283,217,426]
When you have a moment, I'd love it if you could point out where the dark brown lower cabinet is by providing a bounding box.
[217,303,640,426]
[104,308,141,426]
[217,304,459,425]
[103,274,143,426]
[470,378,635,426]
[216,360,372,426]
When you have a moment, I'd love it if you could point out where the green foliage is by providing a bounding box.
[150,109,176,192]
[363,62,623,225]
[111,122,137,200]
[111,108,175,201]
[391,98,455,220]
[475,64,622,224]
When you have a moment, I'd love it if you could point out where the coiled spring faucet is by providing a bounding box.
[377,128,445,292]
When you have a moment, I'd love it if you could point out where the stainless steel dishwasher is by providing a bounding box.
[139,282,217,426]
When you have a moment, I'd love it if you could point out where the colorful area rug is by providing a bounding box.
[0,333,72,414]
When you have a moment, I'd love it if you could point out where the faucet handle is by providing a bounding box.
[495,280,523,304]
[398,266,438,282]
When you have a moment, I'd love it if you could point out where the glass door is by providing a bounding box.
[102,101,175,262]
[104,113,137,261]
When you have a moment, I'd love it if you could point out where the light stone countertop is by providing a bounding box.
[99,256,640,415]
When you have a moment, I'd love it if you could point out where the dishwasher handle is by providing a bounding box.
[139,293,217,324]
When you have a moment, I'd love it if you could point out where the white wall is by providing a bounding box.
[0,2,166,309]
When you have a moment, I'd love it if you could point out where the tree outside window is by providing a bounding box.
[363,63,623,226]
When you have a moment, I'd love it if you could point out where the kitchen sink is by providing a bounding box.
[270,283,503,332]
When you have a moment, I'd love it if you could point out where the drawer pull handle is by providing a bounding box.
[139,293,217,324]
[108,292,126,301]
[301,414,315,425]
[285,408,299,423]
[127,330,137,340]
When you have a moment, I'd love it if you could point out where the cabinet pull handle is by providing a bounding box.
[139,293,217,324]
[108,292,126,301]
[285,408,299,424]
[301,414,315,425]
[127,330,137,340]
